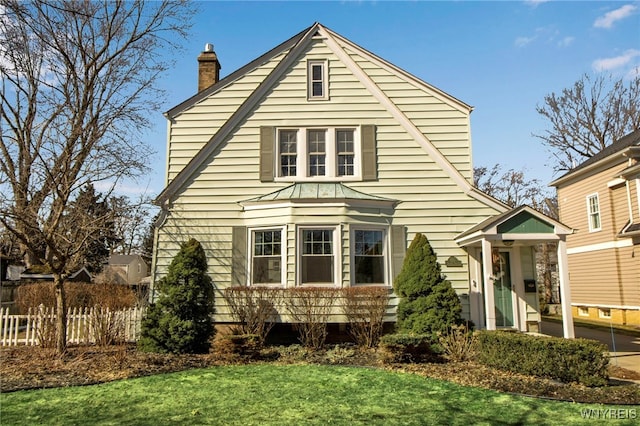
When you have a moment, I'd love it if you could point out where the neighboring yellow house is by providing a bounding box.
[551,130,640,326]
[153,23,575,336]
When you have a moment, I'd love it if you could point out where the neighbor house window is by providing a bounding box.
[308,60,328,100]
[577,306,589,317]
[587,193,601,231]
[299,228,336,284]
[276,127,359,180]
[251,228,284,285]
[598,308,611,319]
[352,229,386,285]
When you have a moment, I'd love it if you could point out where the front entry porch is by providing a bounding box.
[455,206,576,338]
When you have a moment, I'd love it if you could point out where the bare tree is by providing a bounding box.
[109,194,155,256]
[535,74,640,173]
[473,164,551,210]
[0,0,195,353]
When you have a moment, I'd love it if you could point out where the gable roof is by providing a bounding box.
[455,205,573,247]
[550,129,640,187]
[156,22,507,213]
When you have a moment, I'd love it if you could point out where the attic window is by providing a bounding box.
[308,60,328,100]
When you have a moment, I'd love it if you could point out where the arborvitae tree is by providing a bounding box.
[393,233,462,337]
[138,238,215,354]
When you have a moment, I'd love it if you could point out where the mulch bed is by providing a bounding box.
[1,344,639,405]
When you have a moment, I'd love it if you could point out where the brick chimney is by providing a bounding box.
[197,43,221,91]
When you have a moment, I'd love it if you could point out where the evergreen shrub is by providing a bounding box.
[138,238,215,354]
[476,331,609,386]
[393,233,462,337]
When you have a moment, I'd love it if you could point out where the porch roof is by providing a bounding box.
[455,205,573,247]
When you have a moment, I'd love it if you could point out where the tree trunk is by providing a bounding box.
[53,273,68,354]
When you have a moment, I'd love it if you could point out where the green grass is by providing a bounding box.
[1,365,636,425]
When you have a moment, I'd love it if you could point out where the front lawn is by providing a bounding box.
[2,364,637,425]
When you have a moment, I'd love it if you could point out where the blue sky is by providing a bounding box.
[133,0,640,198]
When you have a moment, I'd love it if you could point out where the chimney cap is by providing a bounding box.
[204,43,214,53]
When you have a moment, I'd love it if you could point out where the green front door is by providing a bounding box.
[493,250,514,327]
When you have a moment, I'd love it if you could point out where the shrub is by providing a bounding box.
[138,238,215,354]
[393,233,462,338]
[476,331,609,386]
[342,287,389,348]
[214,334,262,358]
[378,333,438,364]
[285,287,338,349]
[16,281,136,312]
[223,286,283,343]
[438,324,477,362]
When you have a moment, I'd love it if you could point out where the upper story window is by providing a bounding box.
[308,60,328,100]
[587,193,601,232]
[276,127,360,181]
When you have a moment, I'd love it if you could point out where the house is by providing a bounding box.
[19,267,92,283]
[550,130,640,326]
[105,254,149,285]
[153,23,575,336]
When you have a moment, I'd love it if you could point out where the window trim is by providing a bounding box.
[577,306,589,317]
[249,225,287,287]
[275,127,361,181]
[586,193,601,232]
[307,59,329,101]
[350,226,390,287]
[297,225,341,287]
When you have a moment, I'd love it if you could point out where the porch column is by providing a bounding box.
[557,238,575,338]
[481,238,496,330]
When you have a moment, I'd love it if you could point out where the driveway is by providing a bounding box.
[540,320,640,374]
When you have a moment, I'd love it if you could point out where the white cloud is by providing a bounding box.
[557,36,575,48]
[594,4,637,29]
[524,0,551,7]
[515,36,536,48]
[592,49,640,71]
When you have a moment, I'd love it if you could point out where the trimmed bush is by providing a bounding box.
[285,287,338,349]
[393,233,463,337]
[342,287,389,348]
[379,333,439,363]
[476,331,609,386]
[223,286,283,343]
[138,238,215,354]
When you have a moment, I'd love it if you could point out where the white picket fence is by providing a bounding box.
[0,305,145,346]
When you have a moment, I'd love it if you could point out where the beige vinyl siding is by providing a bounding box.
[568,246,639,308]
[557,162,629,249]
[155,37,501,322]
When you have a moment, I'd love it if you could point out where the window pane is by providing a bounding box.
[353,230,385,284]
[252,230,282,284]
[308,130,326,176]
[279,130,297,177]
[337,130,355,176]
[312,82,323,97]
[312,64,323,80]
[301,229,334,283]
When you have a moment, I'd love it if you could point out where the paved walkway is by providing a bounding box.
[540,321,640,374]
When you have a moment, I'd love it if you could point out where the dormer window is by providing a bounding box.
[308,60,328,100]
